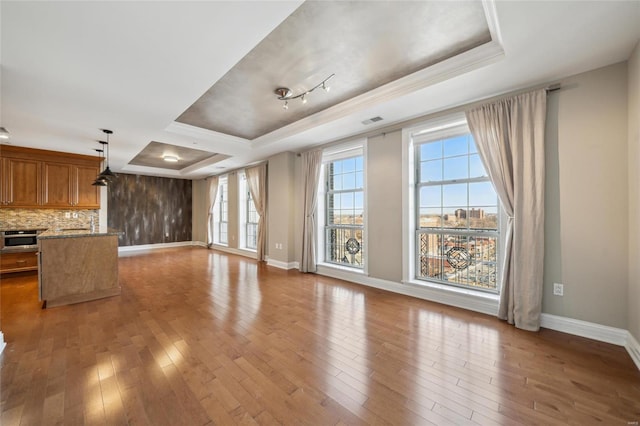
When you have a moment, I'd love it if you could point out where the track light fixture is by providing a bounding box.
[0,127,10,140]
[275,73,334,110]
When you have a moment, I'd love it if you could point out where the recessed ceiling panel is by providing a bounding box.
[176,1,491,140]
[129,141,217,170]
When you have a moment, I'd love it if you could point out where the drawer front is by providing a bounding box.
[0,251,39,272]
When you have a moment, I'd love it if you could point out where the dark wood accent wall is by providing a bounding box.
[107,173,192,246]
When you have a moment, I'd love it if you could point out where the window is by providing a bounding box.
[216,176,228,245]
[238,172,258,250]
[320,143,365,270]
[414,123,500,292]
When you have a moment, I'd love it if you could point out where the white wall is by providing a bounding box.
[192,179,207,243]
[542,62,629,328]
[367,131,403,282]
[628,41,640,340]
[267,151,296,265]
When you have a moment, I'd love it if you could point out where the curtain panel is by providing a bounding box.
[300,149,323,273]
[466,89,547,331]
[206,176,219,247]
[246,163,267,261]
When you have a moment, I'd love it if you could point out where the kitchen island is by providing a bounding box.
[38,226,121,308]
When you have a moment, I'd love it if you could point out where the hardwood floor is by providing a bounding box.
[1,247,639,425]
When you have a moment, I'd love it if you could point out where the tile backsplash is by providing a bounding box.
[0,208,100,230]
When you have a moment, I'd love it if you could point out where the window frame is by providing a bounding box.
[238,172,259,251]
[317,140,367,272]
[215,175,228,246]
[405,115,503,294]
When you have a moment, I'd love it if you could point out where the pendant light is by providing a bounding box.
[91,148,108,186]
[98,129,117,181]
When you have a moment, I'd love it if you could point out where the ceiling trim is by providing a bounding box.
[164,121,251,149]
[250,38,504,149]
[178,153,230,176]
[119,164,190,179]
[482,0,503,46]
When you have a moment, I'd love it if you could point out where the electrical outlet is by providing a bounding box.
[65,212,71,218]
[72,212,78,219]
[553,283,564,296]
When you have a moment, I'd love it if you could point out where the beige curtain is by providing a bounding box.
[466,89,547,331]
[246,163,267,261]
[206,176,219,247]
[300,149,323,273]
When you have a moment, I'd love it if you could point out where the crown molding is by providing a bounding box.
[165,121,251,149]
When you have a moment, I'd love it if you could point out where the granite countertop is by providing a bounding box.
[0,227,48,232]
[38,227,122,239]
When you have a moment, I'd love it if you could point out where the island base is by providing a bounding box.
[38,233,120,308]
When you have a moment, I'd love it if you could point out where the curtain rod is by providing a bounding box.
[298,82,563,156]
[546,83,561,93]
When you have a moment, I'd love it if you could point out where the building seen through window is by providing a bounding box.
[324,155,364,269]
[415,129,500,292]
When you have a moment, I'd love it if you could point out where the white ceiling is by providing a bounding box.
[1,1,639,180]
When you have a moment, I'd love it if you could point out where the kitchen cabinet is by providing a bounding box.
[43,162,73,207]
[75,165,101,207]
[0,157,42,207]
[0,145,101,209]
[0,251,39,274]
[38,228,120,308]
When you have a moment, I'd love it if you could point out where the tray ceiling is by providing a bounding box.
[176,1,491,140]
[128,142,219,171]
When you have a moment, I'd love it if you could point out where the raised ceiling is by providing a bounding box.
[1,2,639,179]
[176,1,491,140]
[128,142,224,171]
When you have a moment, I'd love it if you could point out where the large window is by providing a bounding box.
[323,152,365,269]
[238,172,258,250]
[216,176,228,245]
[414,125,500,292]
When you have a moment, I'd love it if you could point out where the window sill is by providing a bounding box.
[317,262,365,275]
[403,279,500,302]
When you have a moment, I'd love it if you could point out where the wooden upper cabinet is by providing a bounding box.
[1,157,42,207]
[75,165,100,208]
[0,145,101,209]
[43,162,73,207]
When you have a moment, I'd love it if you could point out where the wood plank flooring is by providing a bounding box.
[1,246,639,425]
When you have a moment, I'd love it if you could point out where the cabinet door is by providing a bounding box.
[75,165,100,208]
[43,162,73,207]
[4,157,41,207]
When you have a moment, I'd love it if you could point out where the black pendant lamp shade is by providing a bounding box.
[92,148,108,186]
[97,129,117,184]
[92,176,108,187]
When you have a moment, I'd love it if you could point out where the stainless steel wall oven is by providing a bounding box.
[1,230,41,251]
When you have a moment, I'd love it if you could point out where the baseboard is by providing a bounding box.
[208,244,258,260]
[626,332,640,371]
[118,241,197,254]
[540,313,628,346]
[315,265,499,317]
[0,331,6,355]
[267,259,299,270]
